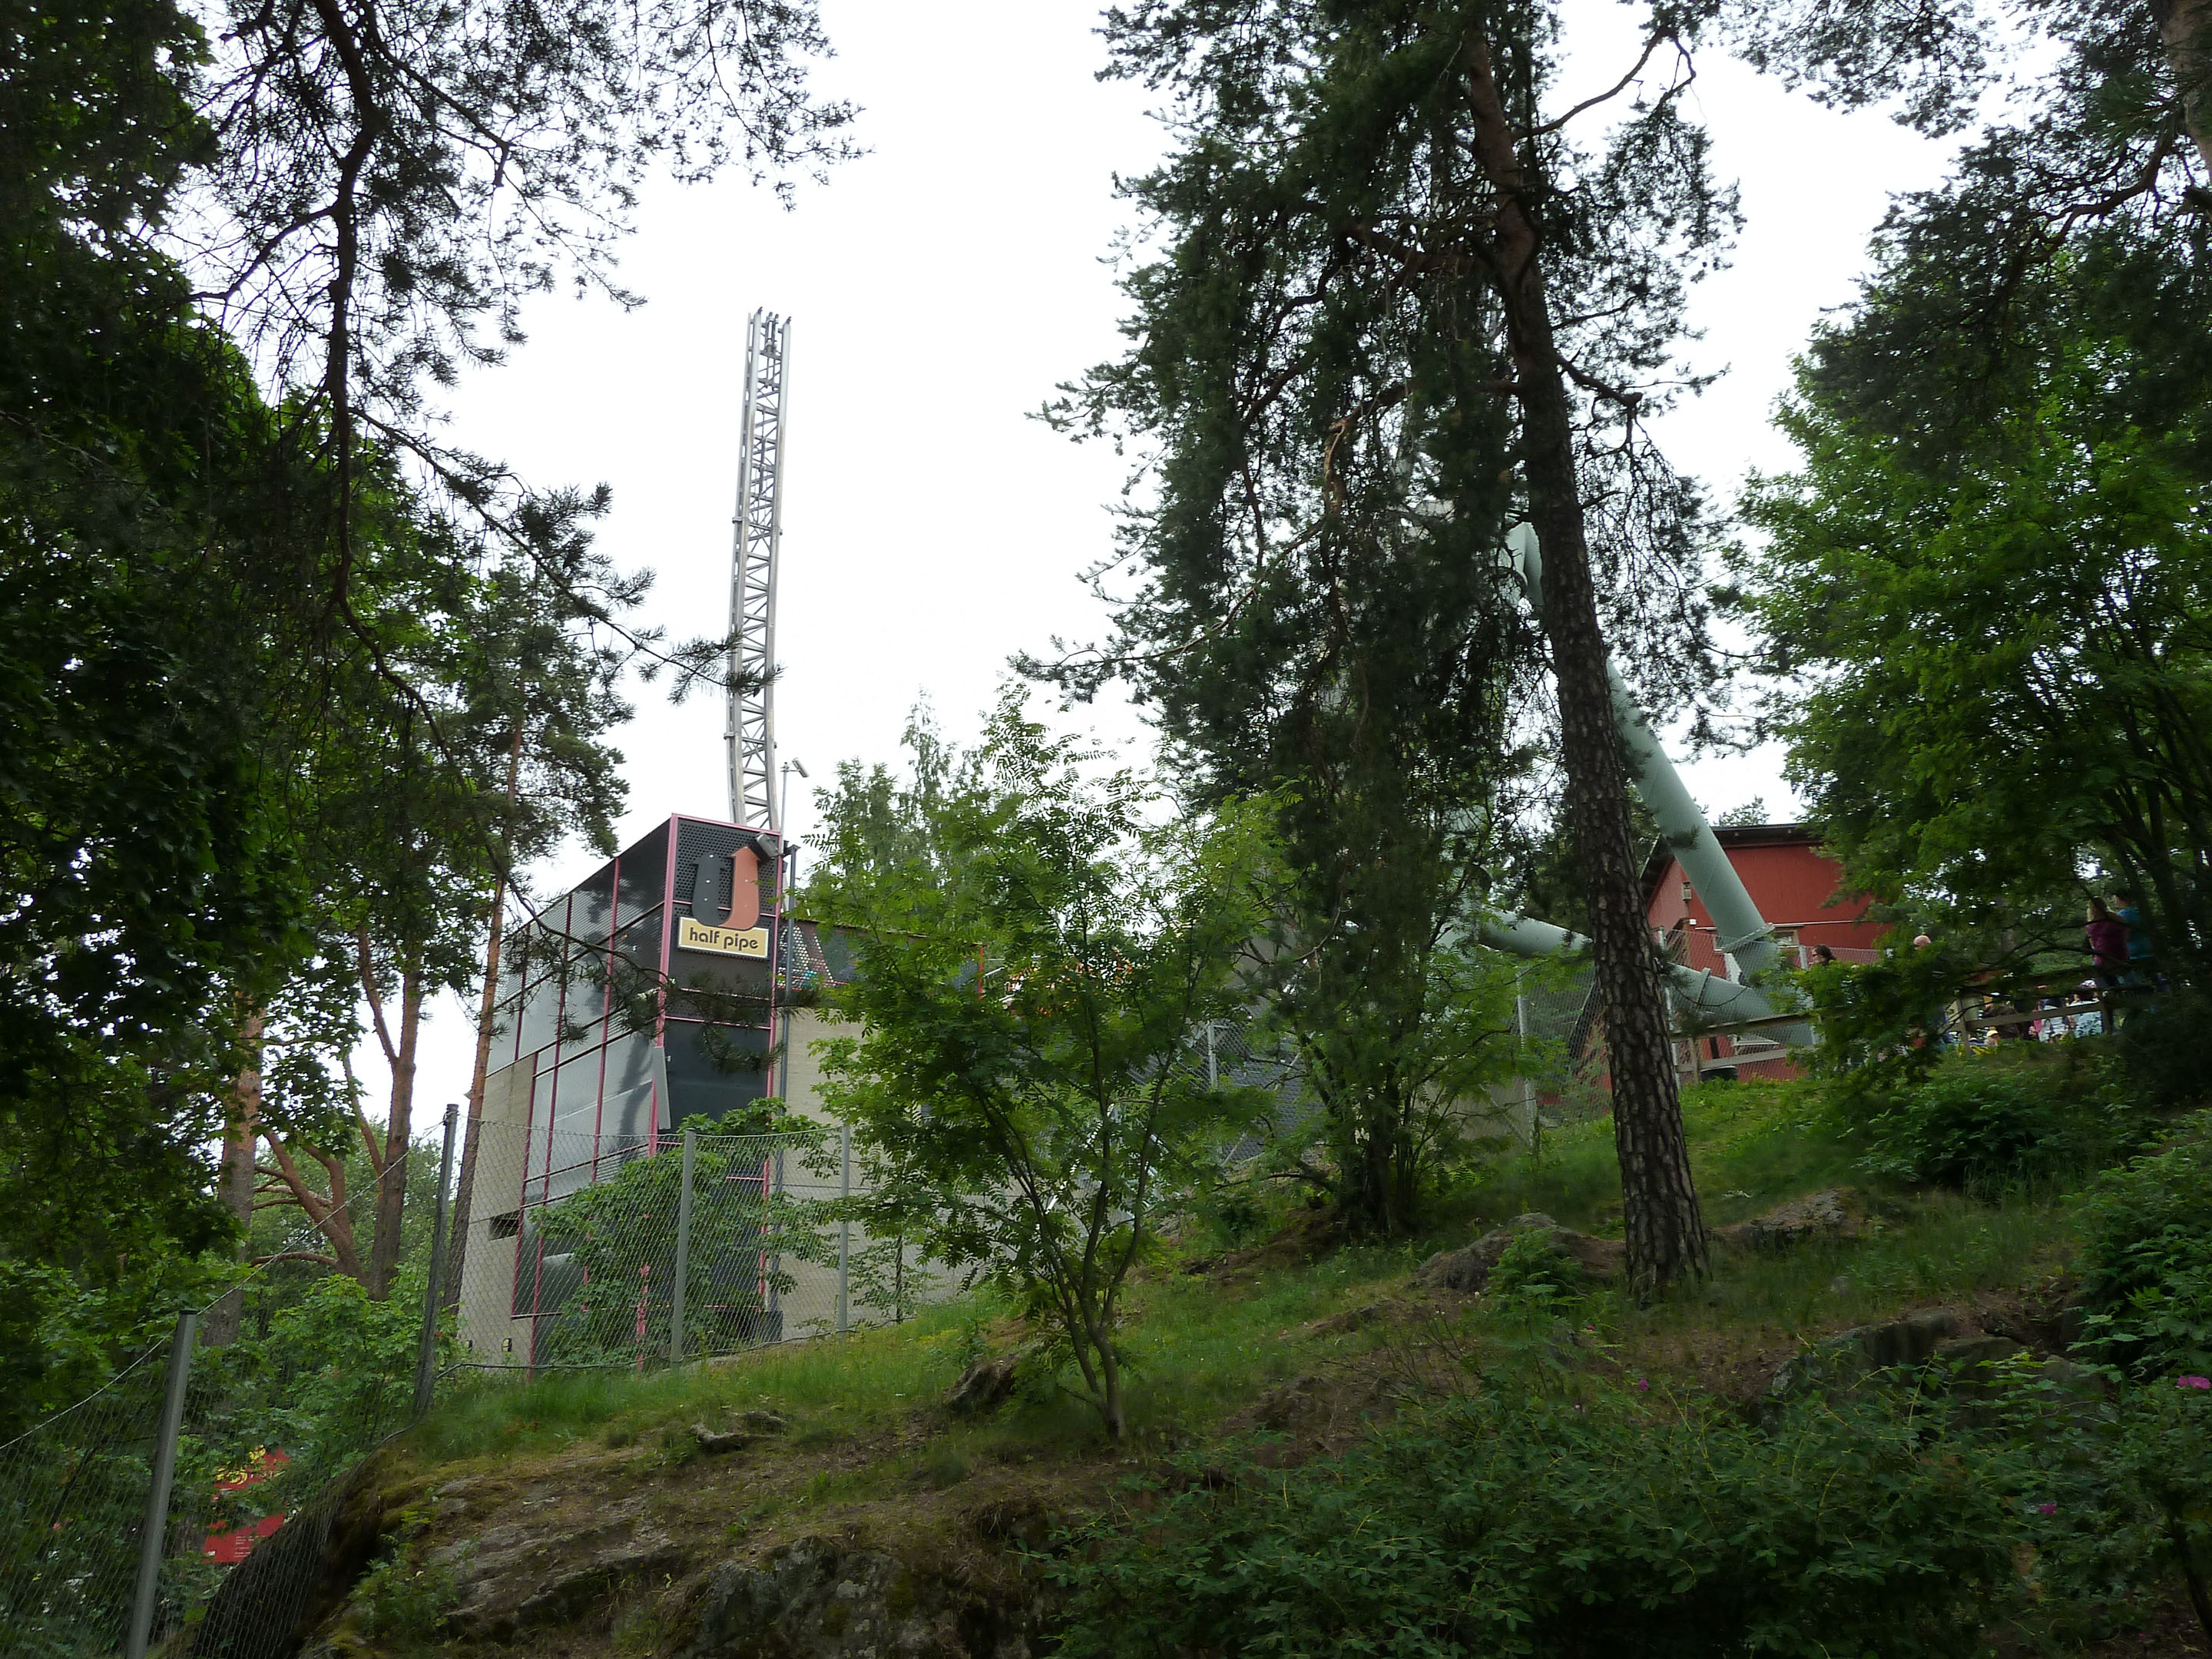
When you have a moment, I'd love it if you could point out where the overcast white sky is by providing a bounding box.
[392,0,1961,1114]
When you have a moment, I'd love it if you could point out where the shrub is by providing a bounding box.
[1846,1051,2135,1194]
[1972,1363,2212,1646]
[2075,1112,2212,1377]
[1858,1065,2059,1191]
[1484,1227,1581,1310]
[353,1508,459,1649]
[1052,1379,2018,1658]
[1800,945,1982,1100]
[2115,989,2212,1108]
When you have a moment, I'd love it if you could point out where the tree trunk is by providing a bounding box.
[263,1134,366,1279]
[445,727,528,1315]
[1094,1321,1124,1442]
[2153,0,2212,179]
[203,1007,266,1347]
[1463,32,1706,1296]
[366,964,422,1300]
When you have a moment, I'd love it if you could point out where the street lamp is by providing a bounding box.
[778,757,809,871]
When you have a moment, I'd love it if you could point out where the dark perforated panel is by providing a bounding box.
[675,820,751,920]
[616,822,669,925]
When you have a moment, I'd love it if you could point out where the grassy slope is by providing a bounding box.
[362,1074,2091,1654]
[418,1078,2075,1458]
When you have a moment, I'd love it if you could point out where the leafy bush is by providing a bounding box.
[1800,945,1982,1100]
[2115,989,2212,1108]
[353,1508,459,1650]
[1857,1065,2061,1191]
[1484,1227,1581,1310]
[531,1124,836,1363]
[1972,1362,2212,1646]
[1839,1049,2137,1194]
[2075,1113,2212,1377]
[1053,1379,2018,1658]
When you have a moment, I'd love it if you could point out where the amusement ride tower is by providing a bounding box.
[726,310,792,833]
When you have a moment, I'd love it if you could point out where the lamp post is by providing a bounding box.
[778,757,808,861]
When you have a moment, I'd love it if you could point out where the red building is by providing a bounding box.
[1640,823,1888,1082]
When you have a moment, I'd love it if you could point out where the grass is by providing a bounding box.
[402,1070,2101,1477]
[1704,1190,2071,1327]
[1459,1078,1866,1235]
[410,1211,1445,1472]
[413,1296,981,1464]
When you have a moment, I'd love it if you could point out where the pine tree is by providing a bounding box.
[1055,0,1730,1290]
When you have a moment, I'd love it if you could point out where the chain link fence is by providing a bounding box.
[0,1134,433,1659]
[0,1115,954,1659]
[447,1123,942,1376]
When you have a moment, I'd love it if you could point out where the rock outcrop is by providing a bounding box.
[1757,1307,2104,1419]
[432,1500,684,1641]
[682,1537,1042,1658]
[946,1353,1022,1415]
[1763,1306,1969,1405]
[1412,1214,1625,1293]
[1713,1189,1862,1252]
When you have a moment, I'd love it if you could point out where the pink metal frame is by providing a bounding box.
[512,813,783,1368]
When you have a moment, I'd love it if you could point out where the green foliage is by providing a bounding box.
[2114,989,2212,1109]
[0,0,313,1422]
[1467,1079,1862,1236]
[409,1294,989,1464]
[1796,947,1980,1098]
[531,1121,835,1364]
[1851,1057,2135,1196]
[2075,1113,2212,1379]
[1969,1363,2212,1647]
[844,1229,939,1327]
[1189,1180,1279,1254]
[1045,0,1736,1242]
[207,1273,424,1473]
[1796,953,2145,1193]
[353,1506,460,1651]
[1858,1065,2059,1191]
[1735,241,2212,986]
[797,700,979,926]
[1483,1227,1581,1311]
[0,0,657,1406]
[815,693,1276,1438]
[1256,930,1532,1238]
[1054,1379,2018,1659]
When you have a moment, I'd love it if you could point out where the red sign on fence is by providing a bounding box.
[203,1446,290,1564]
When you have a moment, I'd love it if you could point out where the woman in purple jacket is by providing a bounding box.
[2085,897,2129,985]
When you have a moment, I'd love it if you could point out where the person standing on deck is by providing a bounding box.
[2112,893,2155,987]
[2086,898,2129,987]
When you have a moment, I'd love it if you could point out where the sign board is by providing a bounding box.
[677,916,770,959]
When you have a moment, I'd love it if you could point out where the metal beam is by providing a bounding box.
[1484,525,1807,1040]
[1505,525,1784,985]
[1475,909,1775,1021]
[726,311,791,831]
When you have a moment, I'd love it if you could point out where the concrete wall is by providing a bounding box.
[454,1058,537,1365]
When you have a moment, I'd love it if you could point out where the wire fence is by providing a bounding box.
[449,1124,944,1376]
[0,1118,955,1659]
[0,1131,432,1659]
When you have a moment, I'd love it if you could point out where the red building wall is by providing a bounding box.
[1638,825,1887,1081]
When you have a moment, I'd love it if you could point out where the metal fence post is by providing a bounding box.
[1515,970,1538,1157]
[412,1104,459,1418]
[671,1128,695,1363]
[836,1124,850,1334]
[125,1310,197,1659]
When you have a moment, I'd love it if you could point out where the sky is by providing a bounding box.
[389,0,1962,1118]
